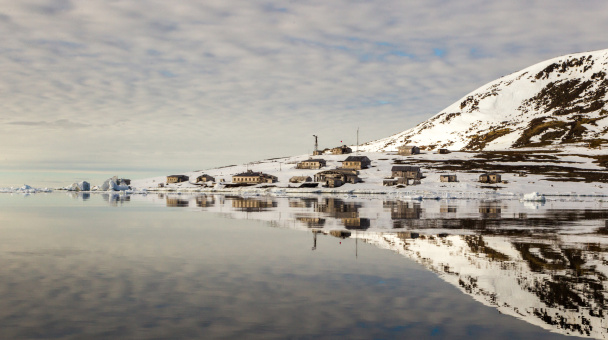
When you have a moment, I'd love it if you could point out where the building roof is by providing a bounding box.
[343,156,370,162]
[301,159,326,163]
[480,172,499,176]
[398,145,418,149]
[316,169,359,176]
[168,174,188,178]
[233,171,268,177]
[391,166,420,172]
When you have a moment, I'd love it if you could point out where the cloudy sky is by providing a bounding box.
[2,0,608,187]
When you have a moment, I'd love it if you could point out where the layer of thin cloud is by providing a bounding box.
[1,0,608,184]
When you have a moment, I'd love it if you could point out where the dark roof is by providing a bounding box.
[233,171,275,178]
[168,174,189,178]
[301,159,326,163]
[480,172,499,176]
[398,145,418,149]
[316,169,359,176]
[391,166,420,172]
[343,156,370,162]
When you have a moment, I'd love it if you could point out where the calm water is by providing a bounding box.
[1,193,604,339]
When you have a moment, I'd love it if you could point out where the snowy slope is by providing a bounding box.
[361,49,608,152]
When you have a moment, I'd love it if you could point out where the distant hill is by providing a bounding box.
[361,49,608,152]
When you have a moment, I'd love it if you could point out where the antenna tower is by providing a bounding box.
[313,135,318,153]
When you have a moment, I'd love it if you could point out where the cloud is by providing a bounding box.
[6,119,89,128]
[2,0,608,184]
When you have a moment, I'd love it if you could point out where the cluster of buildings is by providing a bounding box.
[162,144,504,188]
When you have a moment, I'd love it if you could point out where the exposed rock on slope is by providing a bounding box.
[361,49,608,152]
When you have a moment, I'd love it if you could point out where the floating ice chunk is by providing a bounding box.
[67,181,90,191]
[522,192,546,202]
[100,176,130,191]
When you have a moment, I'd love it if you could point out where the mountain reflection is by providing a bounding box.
[82,193,608,338]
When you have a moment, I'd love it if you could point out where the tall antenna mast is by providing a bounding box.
[313,135,318,154]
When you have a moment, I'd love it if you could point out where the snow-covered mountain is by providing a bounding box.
[361,49,608,152]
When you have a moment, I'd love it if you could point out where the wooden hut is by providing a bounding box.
[331,145,353,155]
[391,166,422,180]
[341,156,371,170]
[479,172,501,184]
[167,175,189,184]
[196,174,216,183]
[397,145,420,155]
[296,159,326,169]
[440,175,458,182]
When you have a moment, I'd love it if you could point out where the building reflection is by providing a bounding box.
[289,198,319,209]
[384,201,422,220]
[296,216,326,228]
[196,195,215,208]
[343,218,370,230]
[315,198,369,229]
[479,203,501,218]
[230,197,277,212]
[166,197,190,207]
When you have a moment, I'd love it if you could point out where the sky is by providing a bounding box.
[2,0,608,187]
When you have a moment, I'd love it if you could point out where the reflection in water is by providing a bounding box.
[101,193,130,206]
[166,197,189,207]
[196,195,215,208]
[229,196,277,212]
[68,193,608,337]
[479,202,502,218]
[296,216,326,228]
[357,232,608,338]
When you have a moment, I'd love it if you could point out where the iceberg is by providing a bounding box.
[522,192,546,202]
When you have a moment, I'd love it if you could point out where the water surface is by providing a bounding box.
[1,193,602,339]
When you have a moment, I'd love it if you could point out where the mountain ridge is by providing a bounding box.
[361,49,608,152]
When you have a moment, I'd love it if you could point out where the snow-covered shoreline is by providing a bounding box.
[6,149,608,199]
[126,149,608,198]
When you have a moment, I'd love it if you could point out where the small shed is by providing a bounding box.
[391,166,422,180]
[290,176,312,183]
[341,156,371,170]
[331,145,353,155]
[167,175,189,184]
[479,172,501,184]
[440,175,458,182]
[397,145,420,155]
[196,174,216,183]
[437,149,450,154]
